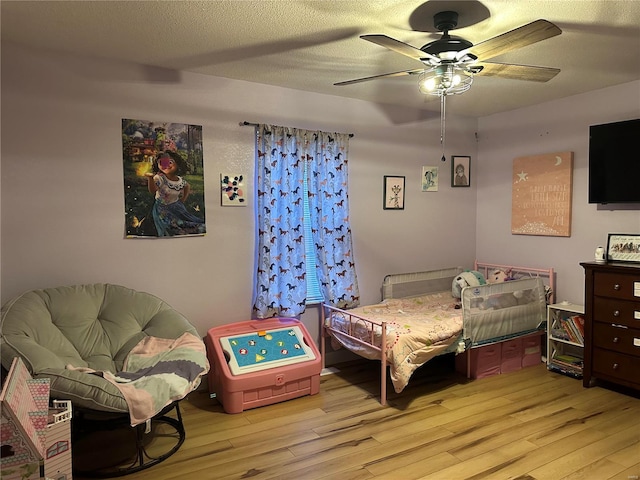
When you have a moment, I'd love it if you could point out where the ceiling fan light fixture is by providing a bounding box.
[418,65,473,96]
[420,76,437,92]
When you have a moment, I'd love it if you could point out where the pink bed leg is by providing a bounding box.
[380,322,387,406]
[320,306,326,370]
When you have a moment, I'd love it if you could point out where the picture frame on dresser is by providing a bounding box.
[606,233,640,263]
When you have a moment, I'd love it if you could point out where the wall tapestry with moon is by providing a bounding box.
[511,151,573,237]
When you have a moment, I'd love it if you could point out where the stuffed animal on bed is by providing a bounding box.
[451,270,486,299]
[479,269,535,309]
[487,269,515,283]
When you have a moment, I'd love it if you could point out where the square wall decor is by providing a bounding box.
[221,174,246,206]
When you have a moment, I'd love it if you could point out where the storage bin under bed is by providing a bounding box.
[455,334,542,379]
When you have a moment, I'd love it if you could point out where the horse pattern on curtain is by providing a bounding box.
[253,124,360,318]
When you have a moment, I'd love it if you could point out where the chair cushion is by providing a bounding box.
[0,284,200,413]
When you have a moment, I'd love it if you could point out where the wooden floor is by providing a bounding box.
[76,356,640,480]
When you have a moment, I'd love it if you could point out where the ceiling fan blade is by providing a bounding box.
[460,19,561,62]
[476,62,560,82]
[361,34,439,63]
[334,68,425,86]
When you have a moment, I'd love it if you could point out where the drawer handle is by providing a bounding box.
[612,363,619,370]
[613,310,620,317]
[613,284,621,290]
[613,337,619,343]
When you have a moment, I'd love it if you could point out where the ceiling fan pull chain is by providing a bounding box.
[440,95,446,162]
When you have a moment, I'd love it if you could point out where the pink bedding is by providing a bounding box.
[327,291,462,393]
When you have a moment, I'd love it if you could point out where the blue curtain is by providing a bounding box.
[253,124,359,318]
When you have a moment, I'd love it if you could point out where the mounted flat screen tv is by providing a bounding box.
[588,118,640,204]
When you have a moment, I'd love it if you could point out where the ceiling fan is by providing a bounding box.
[335,11,562,91]
[336,11,562,158]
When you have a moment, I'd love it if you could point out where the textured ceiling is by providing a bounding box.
[2,0,640,120]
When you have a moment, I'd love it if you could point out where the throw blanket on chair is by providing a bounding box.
[68,332,209,426]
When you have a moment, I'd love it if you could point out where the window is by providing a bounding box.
[303,172,323,304]
[46,440,69,459]
[253,124,358,318]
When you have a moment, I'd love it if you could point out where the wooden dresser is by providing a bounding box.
[581,261,640,390]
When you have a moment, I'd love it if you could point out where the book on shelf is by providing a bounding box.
[551,327,571,341]
[572,315,585,338]
[553,352,581,361]
[548,363,583,378]
[556,315,584,345]
[550,353,583,372]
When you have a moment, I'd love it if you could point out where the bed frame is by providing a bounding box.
[321,261,555,406]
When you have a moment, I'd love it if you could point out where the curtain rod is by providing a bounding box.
[240,121,354,138]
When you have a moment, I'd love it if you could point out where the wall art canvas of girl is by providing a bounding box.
[122,119,206,238]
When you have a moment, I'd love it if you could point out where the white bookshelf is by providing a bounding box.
[547,302,585,378]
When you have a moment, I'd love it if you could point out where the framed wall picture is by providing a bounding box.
[421,166,438,192]
[606,234,640,263]
[383,175,405,210]
[451,156,470,187]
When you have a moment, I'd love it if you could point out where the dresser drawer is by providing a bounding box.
[593,271,640,301]
[593,297,640,328]
[592,322,640,356]
[592,347,640,384]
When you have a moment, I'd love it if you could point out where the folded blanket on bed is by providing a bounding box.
[68,332,209,426]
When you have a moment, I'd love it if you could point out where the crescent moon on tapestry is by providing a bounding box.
[511,151,574,237]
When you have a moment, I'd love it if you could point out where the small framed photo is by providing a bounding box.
[421,166,438,192]
[606,234,640,262]
[384,175,405,210]
[451,156,471,187]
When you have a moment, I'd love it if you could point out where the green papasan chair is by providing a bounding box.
[0,283,209,477]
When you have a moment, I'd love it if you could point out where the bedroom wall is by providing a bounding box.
[0,42,479,354]
[475,80,640,304]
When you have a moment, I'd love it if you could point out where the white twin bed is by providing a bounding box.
[321,261,555,405]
